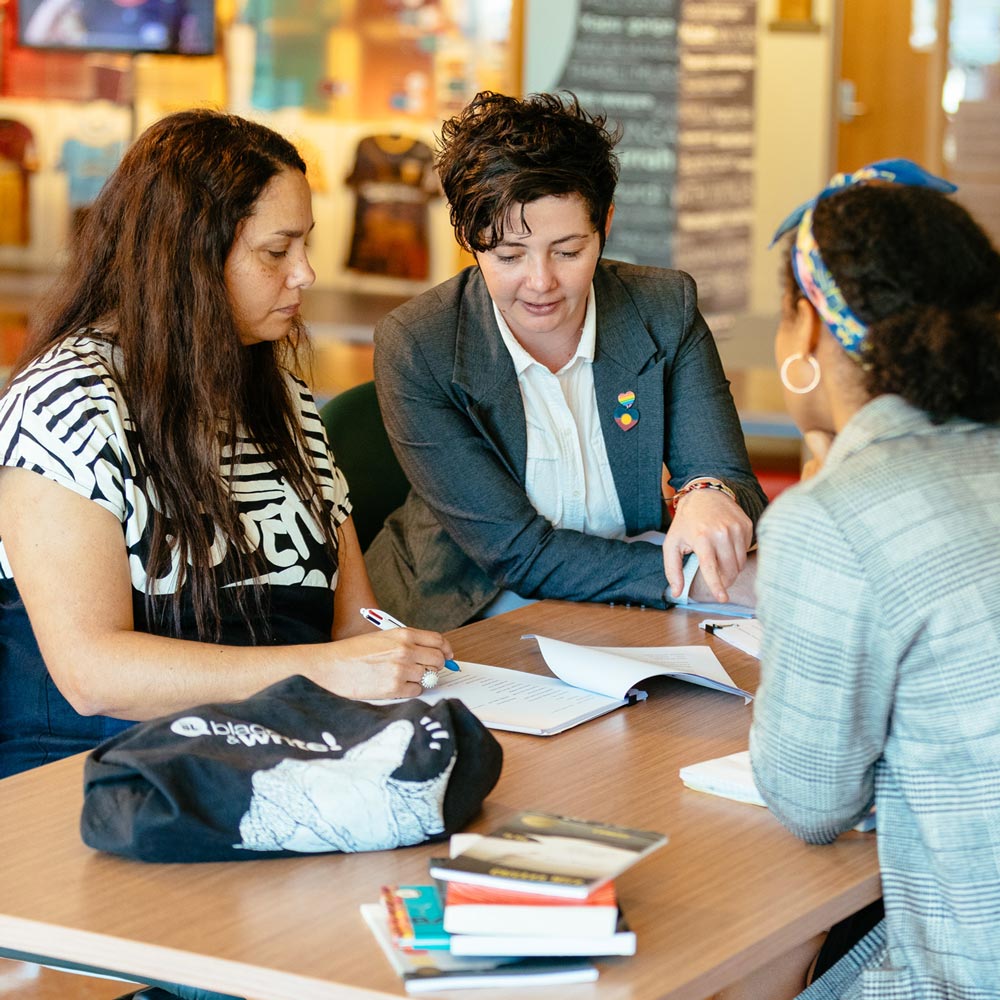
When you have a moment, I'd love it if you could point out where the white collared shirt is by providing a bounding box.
[493,287,626,539]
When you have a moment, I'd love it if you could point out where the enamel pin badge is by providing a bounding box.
[614,390,639,431]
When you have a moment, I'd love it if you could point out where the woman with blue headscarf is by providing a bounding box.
[748,161,1000,999]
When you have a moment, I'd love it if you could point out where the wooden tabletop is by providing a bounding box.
[0,601,880,1000]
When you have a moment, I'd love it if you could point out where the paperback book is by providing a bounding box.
[448,912,637,957]
[360,903,599,993]
[429,810,667,899]
[442,878,620,937]
[381,882,634,957]
[699,618,763,659]
[679,750,877,832]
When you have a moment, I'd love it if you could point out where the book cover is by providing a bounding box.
[360,903,599,994]
[443,879,619,937]
[429,811,667,899]
[382,884,450,951]
[448,912,637,957]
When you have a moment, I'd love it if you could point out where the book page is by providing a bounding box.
[531,636,752,702]
[417,662,624,735]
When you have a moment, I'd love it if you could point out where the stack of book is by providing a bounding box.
[361,810,667,993]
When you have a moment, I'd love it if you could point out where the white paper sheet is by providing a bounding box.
[699,618,763,658]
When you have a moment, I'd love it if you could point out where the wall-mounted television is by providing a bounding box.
[17,0,216,56]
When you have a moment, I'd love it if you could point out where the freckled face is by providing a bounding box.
[475,194,607,353]
[224,167,316,347]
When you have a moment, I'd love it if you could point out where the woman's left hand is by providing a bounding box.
[663,489,753,604]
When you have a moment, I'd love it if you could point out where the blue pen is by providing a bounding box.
[359,608,461,671]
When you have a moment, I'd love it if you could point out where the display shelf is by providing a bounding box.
[0,270,803,499]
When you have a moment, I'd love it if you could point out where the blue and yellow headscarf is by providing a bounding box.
[770,159,957,357]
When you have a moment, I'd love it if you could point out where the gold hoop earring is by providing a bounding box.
[780,353,821,394]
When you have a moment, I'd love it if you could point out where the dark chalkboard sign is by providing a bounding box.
[548,0,757,318]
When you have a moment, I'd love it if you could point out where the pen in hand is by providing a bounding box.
[359,608,461,672]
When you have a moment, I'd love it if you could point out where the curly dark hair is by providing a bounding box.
[13,109,338,641]
[435,90,622,253]
[784,184,1000,423]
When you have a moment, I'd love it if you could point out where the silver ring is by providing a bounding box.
[420,669,439,690]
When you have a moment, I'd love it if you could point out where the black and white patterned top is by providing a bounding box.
[0,333,351,632]
[0,335,355,776]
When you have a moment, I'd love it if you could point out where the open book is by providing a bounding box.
[416,635,752,736]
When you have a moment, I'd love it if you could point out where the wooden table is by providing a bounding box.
[0,601,880,1000]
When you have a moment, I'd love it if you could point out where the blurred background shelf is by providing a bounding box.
[0,268,802,500]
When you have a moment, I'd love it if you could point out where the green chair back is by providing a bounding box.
[319,381,410,553]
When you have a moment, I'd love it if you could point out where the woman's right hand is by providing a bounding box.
[318,628,456,701]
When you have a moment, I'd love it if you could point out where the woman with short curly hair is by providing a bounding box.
[366,90,768,630]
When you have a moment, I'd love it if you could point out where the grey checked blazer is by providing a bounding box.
[365,260,766,631]
[751,395,1000,1000]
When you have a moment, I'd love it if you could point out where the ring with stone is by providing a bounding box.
[420,669,439,690]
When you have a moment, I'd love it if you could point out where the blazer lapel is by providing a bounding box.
[447,265,667,533]
[451,270,528,483]
[592,268,666,534]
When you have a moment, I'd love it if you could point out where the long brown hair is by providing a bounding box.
[14,109,338,640]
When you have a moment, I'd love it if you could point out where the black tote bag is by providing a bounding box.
[81,674,503,862]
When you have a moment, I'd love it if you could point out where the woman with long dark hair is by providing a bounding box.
[0,109,453,779]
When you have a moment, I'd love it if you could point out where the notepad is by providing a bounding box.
[412,635,752,736]
[699,618,763,658]
[679,750,768,805]
[679,750,876,831]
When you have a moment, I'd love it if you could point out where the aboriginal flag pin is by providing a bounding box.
[614,390,639,431]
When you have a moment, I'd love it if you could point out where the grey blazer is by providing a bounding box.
[365,260,766,631]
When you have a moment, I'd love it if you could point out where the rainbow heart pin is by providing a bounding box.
[613,390,639,431]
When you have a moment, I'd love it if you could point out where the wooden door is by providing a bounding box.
[836,0,948,173]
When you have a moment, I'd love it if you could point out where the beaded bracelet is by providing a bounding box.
[669,478,737,511]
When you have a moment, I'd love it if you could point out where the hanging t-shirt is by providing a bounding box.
[344,134,439,280]
[0,118,38,246]
[241,0,340,110]
[58,137,128,209]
